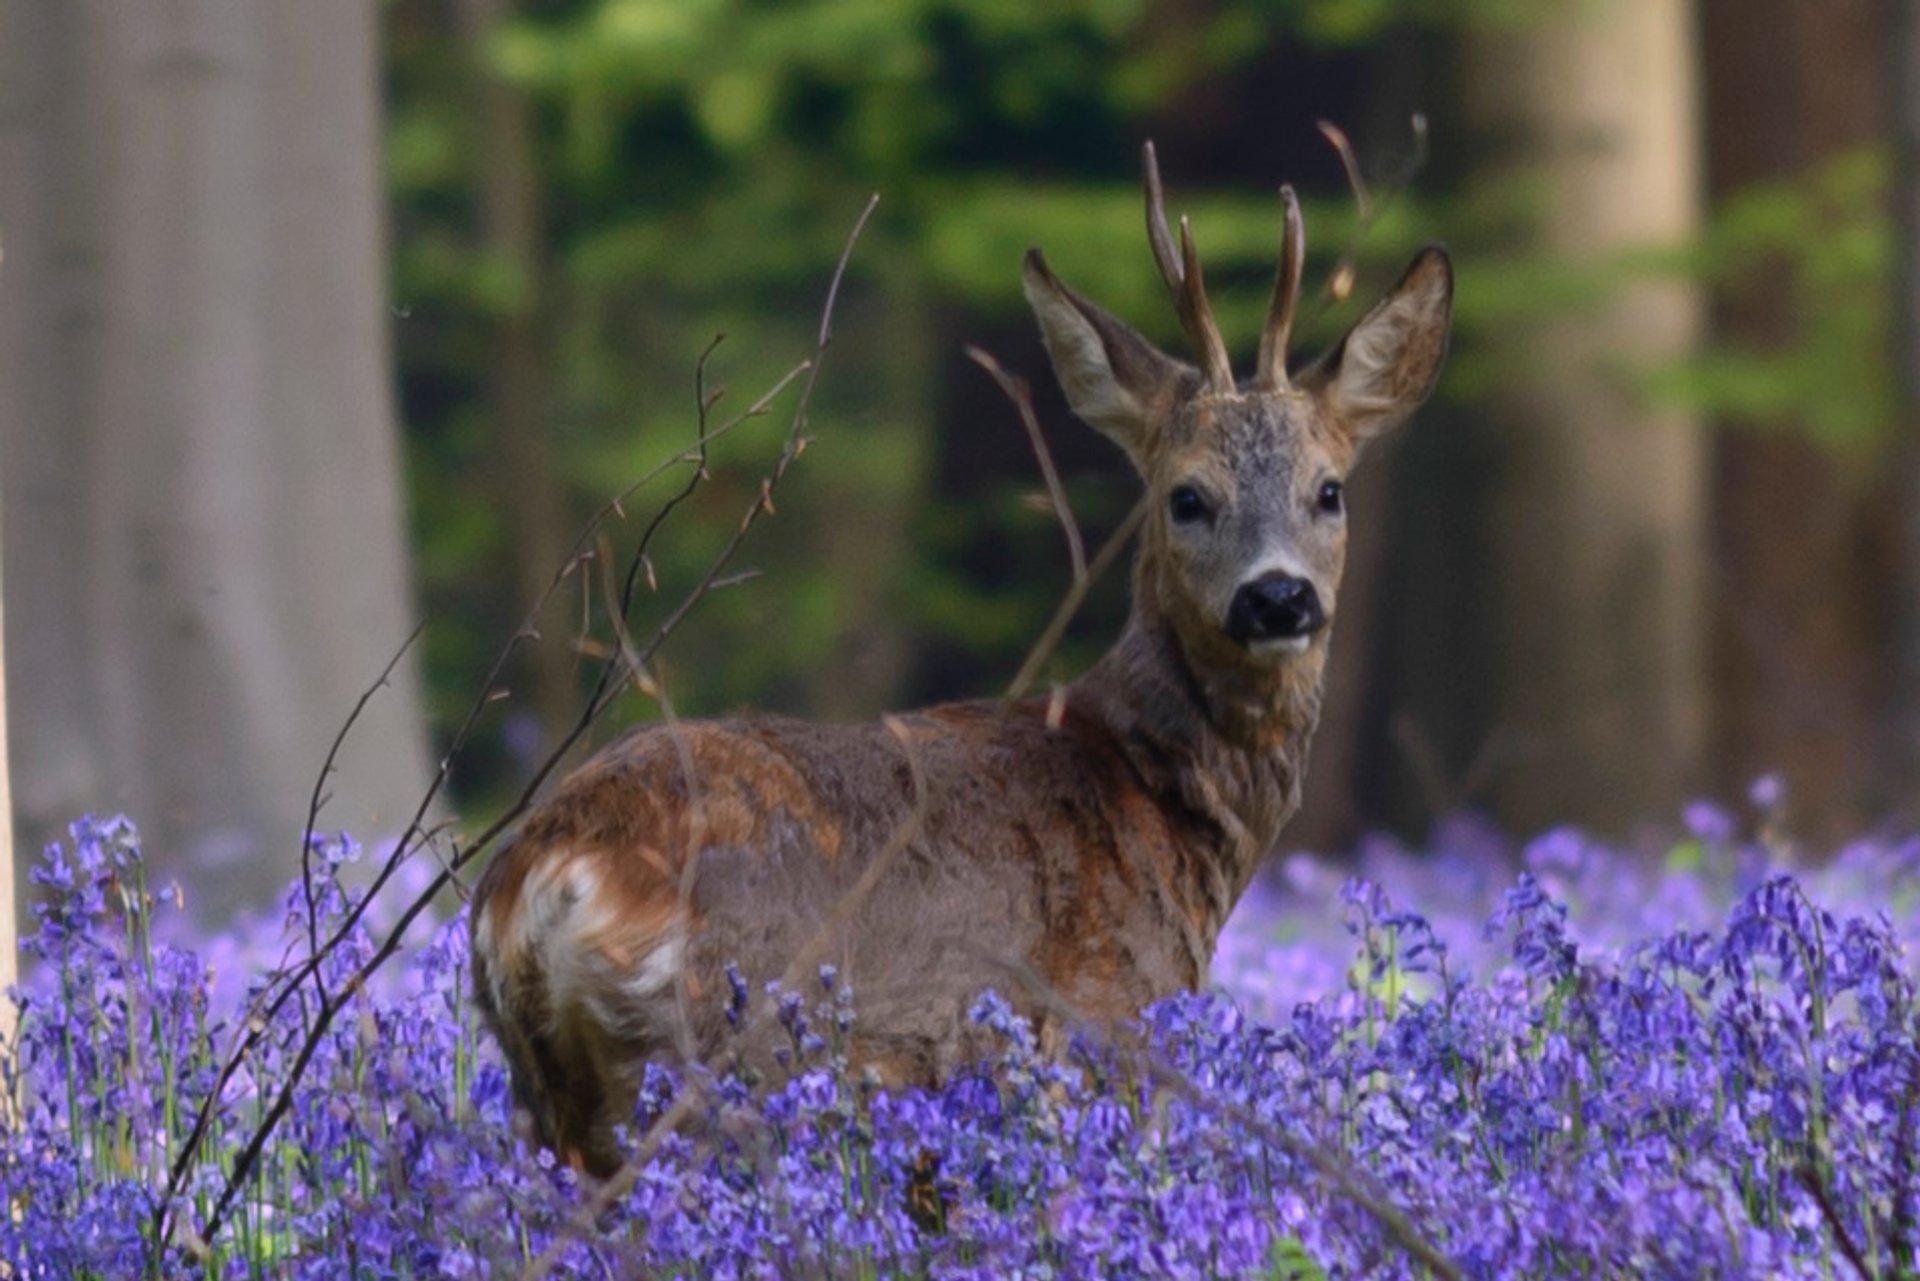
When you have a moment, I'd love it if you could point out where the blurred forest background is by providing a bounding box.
[3,0,1919,921]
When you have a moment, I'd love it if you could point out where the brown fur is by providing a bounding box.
[470,148,1453,1174]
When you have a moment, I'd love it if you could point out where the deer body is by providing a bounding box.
[472,145,1452,1174]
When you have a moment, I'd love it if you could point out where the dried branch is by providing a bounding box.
[1005,498,1147,703]
[1887,1045,1920,1277]
[1310,114,1430,317]
[164,128,1442,1265]
[1796,1158,1877,1281]
[973,947,1468,1281]
[519,324,1152,1275]
[298,621,426,1009]
[517,713,936,1280]
[965,346,1085,583]
[155,194,880,1253]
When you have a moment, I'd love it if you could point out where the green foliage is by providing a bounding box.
[386,0,1900,817]
[386,0,1426,805]
[1266,1235,1332,1281]
[1641,147,1895,448]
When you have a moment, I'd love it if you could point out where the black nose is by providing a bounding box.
[1226,574,1325,644]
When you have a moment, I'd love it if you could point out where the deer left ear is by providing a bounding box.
[1308,246,1452,444]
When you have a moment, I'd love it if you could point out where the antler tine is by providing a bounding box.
[1176,217,1234,390]
[1141,141,1234,392]
[1256,184,1306,391]
[1142,141,1184,296]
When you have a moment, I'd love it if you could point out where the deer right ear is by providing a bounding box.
[1022,248,1189,461]
[1307,246,1453,446]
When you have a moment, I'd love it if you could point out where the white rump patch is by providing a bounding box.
[498,853,686,1038]
[627,931,685,1000]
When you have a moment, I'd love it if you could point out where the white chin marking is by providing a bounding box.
[1248,635,1312,661]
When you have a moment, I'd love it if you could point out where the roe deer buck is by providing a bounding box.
[472,143,1452,1174]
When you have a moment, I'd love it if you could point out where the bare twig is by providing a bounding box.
[1888,1045,1920,1278]
[517,713,936,1280]
[158,329,811,1249]
[176,350,810,1144]
[1796,1158,1877,1281]
[975,946,1467,1281]
[1318,119,1373,226]
[167,127,1442,1266]
[1005,498,1148,703]
[157,194,880,1252]
[1309,114,1430,318]
[518,325,1154,1274]
[966,346,1085,583]
[298,622,426,1010]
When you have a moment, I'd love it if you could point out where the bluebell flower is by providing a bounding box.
[10,811,1920,1277]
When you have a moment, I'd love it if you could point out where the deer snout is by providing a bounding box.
[1225,573,1325,647]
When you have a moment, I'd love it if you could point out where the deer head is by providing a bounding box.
[1022,143,1452,712]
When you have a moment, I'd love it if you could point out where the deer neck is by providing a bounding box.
[1070,587,1326,941]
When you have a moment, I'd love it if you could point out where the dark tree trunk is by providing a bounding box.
[457,0,577,753]
[1699,0,1902,838]
[1888,0,1920,821]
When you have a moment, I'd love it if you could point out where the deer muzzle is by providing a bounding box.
[1225,572,1325,648]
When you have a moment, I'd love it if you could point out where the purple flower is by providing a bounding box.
[9,810,1920,1278]
[1684,799,1737,845]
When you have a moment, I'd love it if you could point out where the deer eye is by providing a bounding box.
[1316,479,1344,516]
[1168,486,1211,525]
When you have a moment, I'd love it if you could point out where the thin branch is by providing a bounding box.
[517,713,935,1280]
[966,346,1085,583]
[1888,1045,1920,1277]
[298,621,426,1010]
[1317,119,1373,225]
[977,947,1468,1281]
[1004,498,1148,703]
[1310,114,1430,318]
[155,345,815,1250]
[1797,1158,1877,1281]
[160,194,881,1252]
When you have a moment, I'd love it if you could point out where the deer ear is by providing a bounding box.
[1308,246,1452,444]
[1022,248,1190,462]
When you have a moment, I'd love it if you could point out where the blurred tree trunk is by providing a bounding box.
[1700,0,1898,837]
[0,0,430,917]
[1461,0,1709,833]
[0,472,15,1025]
[1896,0,1920,817]
[456,0,577,754]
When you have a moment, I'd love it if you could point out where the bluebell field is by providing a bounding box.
[5,787,1919,1278]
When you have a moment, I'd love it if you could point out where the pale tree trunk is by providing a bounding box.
[0,466,15,1030]
[1700,0,1897,840]
[1462,0,1708,833]
[0,1,431,918]
[455,0,577,754]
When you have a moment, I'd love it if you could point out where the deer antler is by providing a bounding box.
[1143,141,1234,393]
[1255,185,1306,391]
